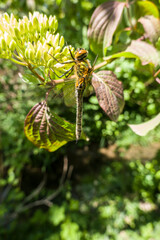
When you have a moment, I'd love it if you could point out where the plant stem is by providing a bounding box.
[10,58,28,66]
[126,0,134,30]
[28,63,45,82]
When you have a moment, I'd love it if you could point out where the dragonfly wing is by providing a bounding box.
[51,79,76,107]
[63,79,76,106]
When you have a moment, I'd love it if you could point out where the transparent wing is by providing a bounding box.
[50,78,93,106]
[51,78,76,107]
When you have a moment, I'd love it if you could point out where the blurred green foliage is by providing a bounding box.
[0,0,160,239]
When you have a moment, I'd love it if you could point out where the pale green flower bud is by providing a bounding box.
[9,40,16,52]
[28,21,33,32]
[8,25,14,36]
[36,44,42,60]
[46,34,52,45]
[33,16,38,29]
[53,33,59,47]
[23,22,28,33]
[28,48,35,61]
[59,36,64,48]
[27,42,34,51]
[49,16,57,32]
[10,13,17,26]
[43,15,49,29]
[54,52,60,60]
[29,12,33,21]
[62,46,70,55]
[53,17,58,31]
[55,46,61,54]
[4,13,10,23]
[48,47,54,55]
[25,48,29,58]
[1,38,7,50]
[18,21,25,33]
[23,16,29,23]
[14,27,21,39]
[47,58,54,68]
[4,32,11,45]
[44,51,49,62]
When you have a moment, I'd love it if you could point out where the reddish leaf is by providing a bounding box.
[24,101,86,152]
[92,71,124,121]
[139,15,160,43]
[156,78,160,84]
[126,40,160,66]
[87,1,125,55]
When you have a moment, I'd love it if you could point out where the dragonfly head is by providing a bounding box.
[75,48,88,61]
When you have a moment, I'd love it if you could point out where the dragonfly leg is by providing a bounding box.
[50,66,74,78]
[48,53,75,65]
[68,47,75,60]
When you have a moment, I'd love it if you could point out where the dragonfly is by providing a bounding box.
[48,48,95,141]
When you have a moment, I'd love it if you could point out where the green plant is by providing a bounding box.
[0,0,160,152]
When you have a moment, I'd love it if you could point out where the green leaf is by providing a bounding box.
[87,1,125,55]
[19,73,40,84]
[103,51,138,62]
[136,1,159,18]
[138,16,160,43]
[128,113,160,136]
[125,40,160,67]
[24,101,86,152]
[92,71,124,121]
[49,204,65,226]
[60,220,81,240]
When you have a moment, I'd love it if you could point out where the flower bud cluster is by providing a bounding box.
[0,12,74,75]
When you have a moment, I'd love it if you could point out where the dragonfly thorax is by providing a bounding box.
[75,48,88,61]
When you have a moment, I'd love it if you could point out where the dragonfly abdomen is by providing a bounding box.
[75,79,85,141]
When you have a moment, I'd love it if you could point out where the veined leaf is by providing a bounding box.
[136,1,159,18]
[92,71,124,121]
[128,113,160,136]
[24,101,86,152]
[87,1,125,55]
[139,15,160,43]
[19,73,40,84]
[125,40,160,67]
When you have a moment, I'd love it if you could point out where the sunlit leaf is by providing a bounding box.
[125,40,160,66]
[103,51,138,62]
[24,101,86,152]
[92,71,124,121]
[128,113,160,136]
[136,1,159,18]
[19,73,40,84]
[139,15,160,43]
[87,1,125,55]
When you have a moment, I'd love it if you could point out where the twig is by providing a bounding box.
[0,157,69,227]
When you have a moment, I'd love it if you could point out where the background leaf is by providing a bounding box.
[92,71,124,121]
[24,101,86,152]
[125,40,160,67]
[138,15,160,43]
[19,73,40,84]
[103,51,138,62]
[87,1,125,55]
[135,0,159,18]
[128,113,160,136]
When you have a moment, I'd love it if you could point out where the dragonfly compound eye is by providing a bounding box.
[75,48,88,61]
